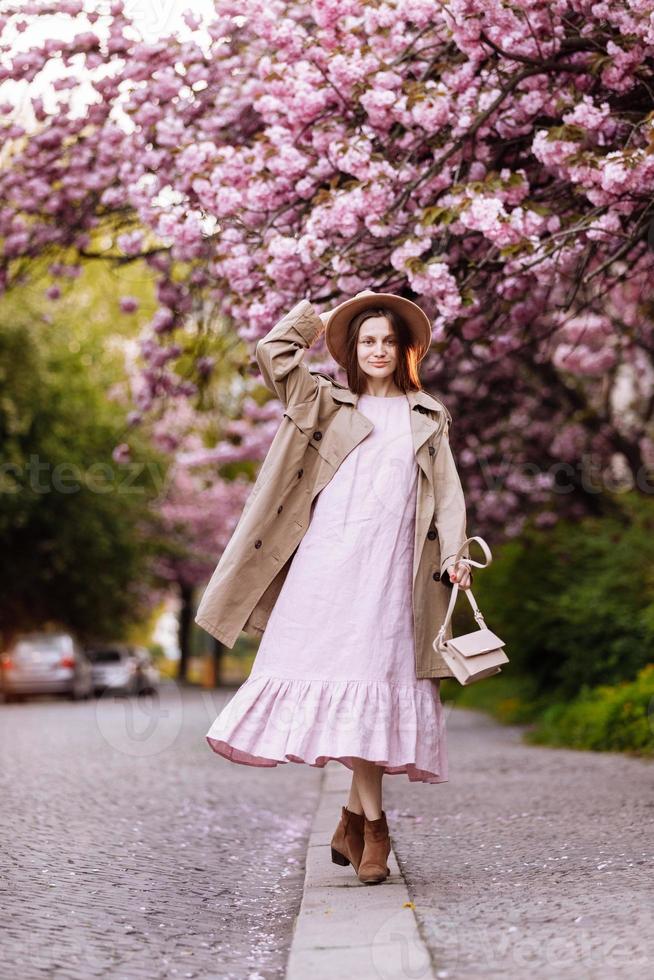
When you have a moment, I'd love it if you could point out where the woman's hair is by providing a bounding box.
[343,307,423,394]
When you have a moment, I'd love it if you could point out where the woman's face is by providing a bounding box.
[356,314,398,380]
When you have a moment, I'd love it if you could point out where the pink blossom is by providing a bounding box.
[112,442,131,464]
[120,296,139,313]
[407,261,462,319]
[2,0,654,535]
[117,231,144,256]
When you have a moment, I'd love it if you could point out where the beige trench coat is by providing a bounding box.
[195,299,471,679]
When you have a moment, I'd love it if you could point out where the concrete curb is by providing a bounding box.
[285,761,436,980]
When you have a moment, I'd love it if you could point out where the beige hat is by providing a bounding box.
[324,289,432,369]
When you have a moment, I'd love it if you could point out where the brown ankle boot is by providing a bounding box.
[358,810,391,884]
[330,805,365,872]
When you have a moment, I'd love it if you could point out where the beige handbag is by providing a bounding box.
[433,536,508,685]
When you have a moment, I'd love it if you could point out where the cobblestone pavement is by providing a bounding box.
[0,683,322,980]
[383,702,654,980]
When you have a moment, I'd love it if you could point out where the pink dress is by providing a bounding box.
[205,392,448,784]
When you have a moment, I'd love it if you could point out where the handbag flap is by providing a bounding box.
[447,627,505,658]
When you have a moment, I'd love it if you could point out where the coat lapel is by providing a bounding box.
[329,385,448,583]
[330,386,448,455]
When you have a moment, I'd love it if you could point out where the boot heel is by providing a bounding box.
[331,846,350,866]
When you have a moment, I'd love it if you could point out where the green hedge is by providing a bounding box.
[444,665,654,755]
[458,492,654,701]
[441,493,654,754]
[525,664,654,755]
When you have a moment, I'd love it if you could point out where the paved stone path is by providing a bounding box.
[286,761,436,980]
[0,683,321,979]
[383,701,654,979]
[3,684,652,979]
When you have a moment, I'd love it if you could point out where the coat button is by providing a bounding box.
[427,529,436,540]
[254,539,262,548]
[297,468,303,478]
[428,445,435,455]
[277,505,283,514]
[313,431,322,440]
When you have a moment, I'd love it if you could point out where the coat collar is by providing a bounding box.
[327,381,451,460]
[329,383,450,420]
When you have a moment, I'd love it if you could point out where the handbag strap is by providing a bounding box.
[451,535,493,571]
[436,536,493,640]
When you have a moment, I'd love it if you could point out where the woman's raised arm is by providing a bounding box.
[254,299,327,409]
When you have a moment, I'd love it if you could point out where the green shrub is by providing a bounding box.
[526,664,654,755]
[461,493,654,701]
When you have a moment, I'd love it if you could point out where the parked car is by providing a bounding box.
[0,632,94,703]
[130,645,160,695]
[85,644,141,696]
[85,643,160,696]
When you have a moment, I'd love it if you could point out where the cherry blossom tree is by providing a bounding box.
[152,395,284,676]
[2,0,654,533]
[108,352,282,673]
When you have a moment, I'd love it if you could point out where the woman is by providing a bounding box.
[196,289,472,885]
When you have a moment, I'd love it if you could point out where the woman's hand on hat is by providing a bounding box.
[447,561,472,589]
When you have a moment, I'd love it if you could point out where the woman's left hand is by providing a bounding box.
[447,561,472,590]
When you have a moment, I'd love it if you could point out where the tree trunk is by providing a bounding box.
[212,636,225,687]
[177,582,193,682]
